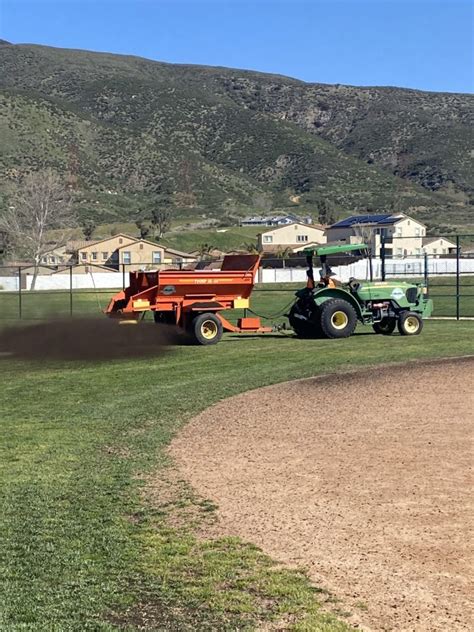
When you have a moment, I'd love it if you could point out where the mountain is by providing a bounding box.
[0,42,472,227]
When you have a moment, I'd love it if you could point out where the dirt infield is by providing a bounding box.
[170,358,474,631]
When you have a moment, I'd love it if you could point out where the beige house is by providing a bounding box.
[40,245,74,265]
[258,223,326,253]
[422,237,457,256]
[77,234,136,267]
[75,234,197,270]
[116,239,197,271]
[325,214,427,258]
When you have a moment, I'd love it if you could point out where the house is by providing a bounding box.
[39,245,74,266]
[77,233,136,267]
[241,214,313,227]
[116,239,196,271]
[75,234,196,270]
[422,237,457,257]
[325,214,427,258]
[257,223,326,253]
[240,216,271,226]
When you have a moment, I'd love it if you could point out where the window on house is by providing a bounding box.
[395,228,402,237]
[433,248,437,254]
[139,243,144,250]
[296,235,309,242]
[415,227,420,236]
[396,248,403,256]
[119,238,123,244]
[102,252,108,260]
[81,252,87,261]
[152,251,162,264]
[415,248,421,255]
[122,251,131,264]
[49,256,56,263]
[263,235,273,243]
[91,252,98,261]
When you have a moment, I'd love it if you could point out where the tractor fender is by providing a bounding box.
[312,288,364,320]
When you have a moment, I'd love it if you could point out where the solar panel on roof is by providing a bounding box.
[331,213,394,228]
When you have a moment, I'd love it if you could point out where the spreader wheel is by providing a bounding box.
[319,299,357,339]
[191,313,223,345]
[398,312,423,336]
[373,317,396,335]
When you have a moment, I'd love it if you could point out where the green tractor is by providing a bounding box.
[288,243,433,339]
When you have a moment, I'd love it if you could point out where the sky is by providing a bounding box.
[1,0,473,93]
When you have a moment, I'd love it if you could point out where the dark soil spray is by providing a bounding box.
[0,318,179,362]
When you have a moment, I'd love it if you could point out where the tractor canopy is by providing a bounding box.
[302,242,369,257]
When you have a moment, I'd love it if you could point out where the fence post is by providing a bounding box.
[380,234,386,281]
[456,235,460,321]
[69,265,73,317]
[122,264,126,290]
[423,251,429,287]
[18,266,22,319]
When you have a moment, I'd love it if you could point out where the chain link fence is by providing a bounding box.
[1,235,473,321]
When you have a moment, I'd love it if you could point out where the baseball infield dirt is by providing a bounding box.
[170,358,474,631]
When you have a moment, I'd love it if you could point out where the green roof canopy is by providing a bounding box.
[303,243,368,257]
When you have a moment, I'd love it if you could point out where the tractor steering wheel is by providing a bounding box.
[348,277,361,292]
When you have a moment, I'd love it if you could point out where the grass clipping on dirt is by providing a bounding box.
[1,321,473,631]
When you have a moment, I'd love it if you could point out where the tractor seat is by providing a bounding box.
[348,277,361,292]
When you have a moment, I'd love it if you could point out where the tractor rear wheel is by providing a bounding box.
[398,312,423,336]
[191,312,223,345]
[319,299,357,339]
[373,317,396,335]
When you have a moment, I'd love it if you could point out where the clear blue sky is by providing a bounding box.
[1,0,472,92]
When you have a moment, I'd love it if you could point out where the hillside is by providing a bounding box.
[0,41,472,226]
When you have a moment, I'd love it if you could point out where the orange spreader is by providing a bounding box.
[106,254,272,340]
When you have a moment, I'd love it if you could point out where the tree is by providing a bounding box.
[135,219,151,240]
[0,170,76,289]
[150,206,172,239]
[315,199,336,225]
[196,243,213,261]
[242,241,259,254]
[81,219,96,240]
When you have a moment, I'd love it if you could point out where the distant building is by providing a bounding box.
[422,237,457,256]
[75,234,196,270]
[325,213,427,258]
[257,223,326,253]
[241,214,313,227]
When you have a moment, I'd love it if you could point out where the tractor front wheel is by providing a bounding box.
[398,312,423,336]
[319,299,357,339]
[288,303,322,338]
[191,312,223,345]
[373,317,396,335]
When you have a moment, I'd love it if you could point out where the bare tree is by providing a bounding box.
[150,206,172,240]
[135,219,151,240]
[81,219,96,240]
[0,170,77,289]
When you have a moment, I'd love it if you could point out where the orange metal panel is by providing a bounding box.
[238,317,262,330]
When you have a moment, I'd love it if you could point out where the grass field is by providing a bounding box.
[1,318,473,631]
[1,276,474,321]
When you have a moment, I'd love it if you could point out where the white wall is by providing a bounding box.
[258,257,474,283]
[0,272,127,291]
[1,257,473,292]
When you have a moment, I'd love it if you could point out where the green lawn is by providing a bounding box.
[1,276,473,321]
[1,320,473,631]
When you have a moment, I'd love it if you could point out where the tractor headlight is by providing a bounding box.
[422,286,428,295]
